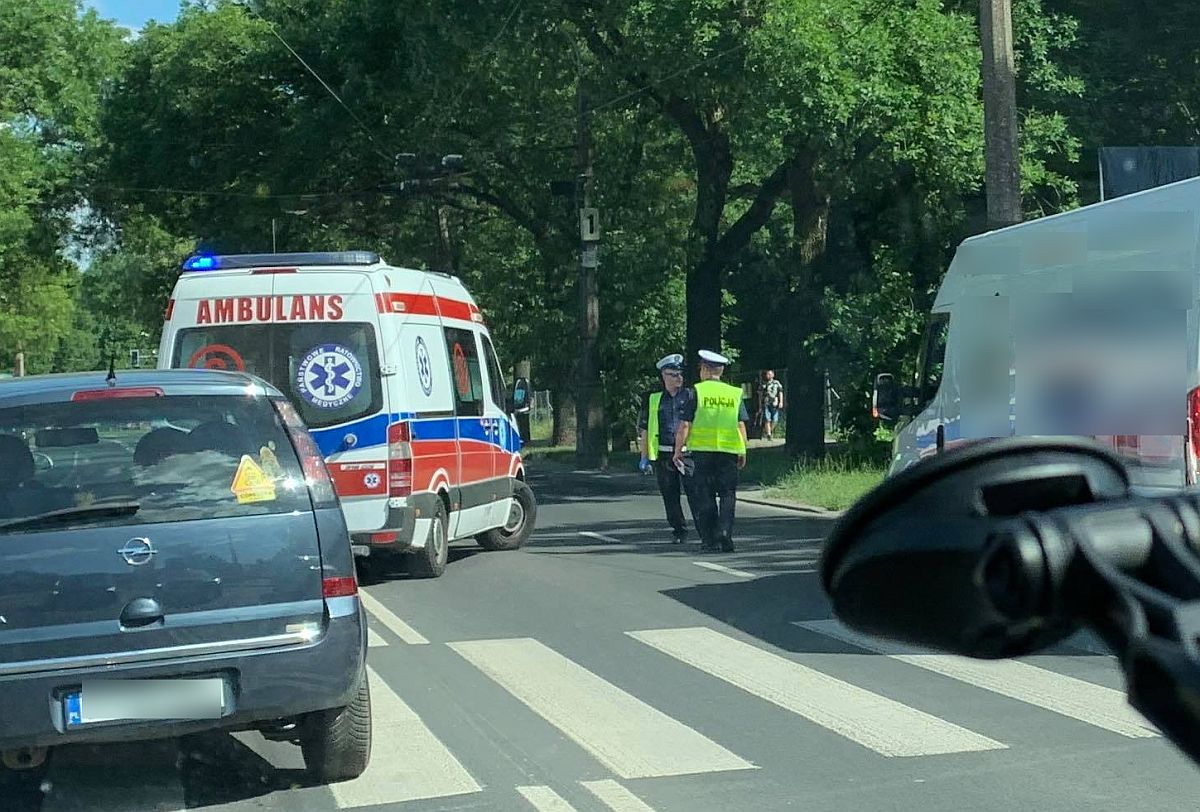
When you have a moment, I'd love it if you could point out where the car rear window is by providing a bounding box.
[172,323,383,430]
[0,394,312,534]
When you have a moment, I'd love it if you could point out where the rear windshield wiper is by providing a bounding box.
[0,502,141,532]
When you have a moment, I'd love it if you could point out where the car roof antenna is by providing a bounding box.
[106,354,117,386]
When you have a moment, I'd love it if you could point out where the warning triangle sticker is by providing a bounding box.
[231,454,277,504]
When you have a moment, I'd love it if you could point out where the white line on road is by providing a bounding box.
[366,626,388,648]
[581,779,658,811]
[579,531,622,544]
[449,637,755,778]
[797,620,1158,739]
[692,561,756,578]
[332,667,481,807]
[518,785,579,811]
[359,589,430,645]
[628,626,1006,758]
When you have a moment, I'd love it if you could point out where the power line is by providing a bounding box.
[235,1,396,166]
[413,0,526,141]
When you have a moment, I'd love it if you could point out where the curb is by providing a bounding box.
[737,490,844,518]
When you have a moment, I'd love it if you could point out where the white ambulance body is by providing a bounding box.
[158,251,535,578]
[883,176,1200,496]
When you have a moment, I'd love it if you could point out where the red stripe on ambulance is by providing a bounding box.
[376,292,483,323]
[329,461,388,498]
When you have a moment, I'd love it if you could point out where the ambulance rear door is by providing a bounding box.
[271,270,392,533]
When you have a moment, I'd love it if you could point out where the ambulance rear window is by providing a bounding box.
[172,323,384,430]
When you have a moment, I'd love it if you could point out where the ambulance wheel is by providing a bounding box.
[409,502,448,578]
[477,480,536,551]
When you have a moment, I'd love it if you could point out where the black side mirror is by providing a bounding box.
[820,436,1131,658]
[509,377,531,415]
[872,373,900,424]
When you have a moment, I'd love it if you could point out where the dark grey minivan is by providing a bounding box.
[0,370,370,783]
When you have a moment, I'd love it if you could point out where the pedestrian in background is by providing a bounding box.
[761,369,784,442]
[673,350,748,553]
[638,354,701,544]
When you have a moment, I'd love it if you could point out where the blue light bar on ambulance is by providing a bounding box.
[181,251,381,272]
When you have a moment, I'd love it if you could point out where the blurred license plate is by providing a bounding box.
[64,678,226,727]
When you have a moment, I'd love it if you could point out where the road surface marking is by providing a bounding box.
[692,561,756,578]
[581,779,658,811]
[332,667,481,807]
[359,589,430,644]
[366,626,388,647]
[449,637,755,778]
[518,785,578,811]
[628,627,1006,758]
[579,531,622,544]
[797,620,1157,739]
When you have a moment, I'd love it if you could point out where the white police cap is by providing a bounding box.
[656,353,684,371]
[698,349,731,366]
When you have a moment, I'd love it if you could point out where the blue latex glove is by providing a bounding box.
[639,456,651,473]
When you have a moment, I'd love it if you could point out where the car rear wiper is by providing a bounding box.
[0,502,141,531]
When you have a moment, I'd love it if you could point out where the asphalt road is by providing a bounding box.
[9,463,1200,811]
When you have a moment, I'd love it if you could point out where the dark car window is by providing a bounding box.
[444,327,485,417]
[0,395,311,534]
[916,313,950,410]
[481,334,506,409]
[173,323,383,430]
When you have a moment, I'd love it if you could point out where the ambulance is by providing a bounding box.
[874,175,1200,496]
[158,250,536,578]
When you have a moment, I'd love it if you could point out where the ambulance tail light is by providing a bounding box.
[388,422,413,497]
[272,399,338,508]
[164,299,175,321]
[1187,386,1200,485]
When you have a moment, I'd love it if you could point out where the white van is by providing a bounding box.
[158,251,536,577]
[876,176,1200,496]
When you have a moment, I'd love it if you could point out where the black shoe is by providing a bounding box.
[719,536,735,552]
[672,529,688,544]
[699,542,721,553]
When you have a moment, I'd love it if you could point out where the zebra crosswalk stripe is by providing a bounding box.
[796,619,1158,739]
[628,626,1006,758]
[331,666,481,807]
[449,637,756,779]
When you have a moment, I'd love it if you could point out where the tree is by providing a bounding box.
[0,0,124,373]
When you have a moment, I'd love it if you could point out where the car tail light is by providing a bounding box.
[1187,387,1200,485]
[272,399,338,508]
[389,422,412,496]
[164,299,175,321]
[322,576,358,598]
[370,531,398,544]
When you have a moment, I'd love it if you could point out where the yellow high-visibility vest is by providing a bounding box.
[689,380,746,454]
[647,392,662,460]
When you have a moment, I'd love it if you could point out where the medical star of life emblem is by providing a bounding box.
[297,343,363,409]
[416,337,434,396]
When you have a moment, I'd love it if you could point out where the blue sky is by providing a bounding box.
[86,0,180,31]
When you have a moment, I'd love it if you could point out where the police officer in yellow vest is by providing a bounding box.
[638,353,701,544]
[672,350,748,552]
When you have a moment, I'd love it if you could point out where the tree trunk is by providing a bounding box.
[686,254,723,370]
[784,154,832,460]
[552,389,576,446]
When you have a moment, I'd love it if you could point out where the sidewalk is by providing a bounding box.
[525,454,841,517]
[738,487,845,518]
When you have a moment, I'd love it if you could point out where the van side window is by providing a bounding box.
[443,327,485,417]
[481,335,506,409]
[916,313,950,409]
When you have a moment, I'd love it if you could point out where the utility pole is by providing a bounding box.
[980,0,1022,230]
[573,53,607,469]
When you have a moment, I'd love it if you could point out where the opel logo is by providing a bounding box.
[117,537,157,566]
